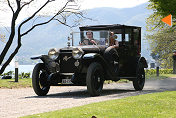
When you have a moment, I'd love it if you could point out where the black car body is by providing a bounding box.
[31,24,148,96]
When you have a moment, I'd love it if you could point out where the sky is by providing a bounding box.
[0,0,149,27]
[80,0,149,9]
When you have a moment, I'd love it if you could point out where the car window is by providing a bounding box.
[72,31,110,46]
[114,34,122,42]
[133,28,140,46]
[109,29,122,43]
[125,28,132,42]
[82,31,109,45]
[125,34,130,42]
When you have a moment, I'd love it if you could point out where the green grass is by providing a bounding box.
[146,74,176,80]
[0,74,175,88]
[21,91,176,118]
[0,78,32,88]
[105,79,129,84]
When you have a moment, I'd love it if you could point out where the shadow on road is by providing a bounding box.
[24,79,176,99]
[24,88,165,99]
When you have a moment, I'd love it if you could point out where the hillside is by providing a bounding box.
[0,3,152,64]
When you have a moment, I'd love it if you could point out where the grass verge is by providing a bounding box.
[21,91,176,118]
[0,78,32,88]
[1,74,175,88]
[146,74,176,80]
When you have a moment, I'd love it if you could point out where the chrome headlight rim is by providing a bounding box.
[72,47,84,59]
[48,48,59,60]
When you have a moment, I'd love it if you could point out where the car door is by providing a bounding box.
[121,27,141,77]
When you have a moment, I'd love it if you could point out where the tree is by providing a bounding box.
[147,28,176,68]
[146,0,176,68]
[147,0,176,31]
[0,0,87,74]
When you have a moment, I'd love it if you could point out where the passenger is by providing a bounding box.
[109,32,119,48]
[104,31,119,75]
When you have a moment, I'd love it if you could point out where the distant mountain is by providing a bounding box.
[0,3,152,64]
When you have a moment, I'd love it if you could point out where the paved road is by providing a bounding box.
[0,78,176,118]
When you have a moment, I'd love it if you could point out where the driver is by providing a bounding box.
[80,31,99,45]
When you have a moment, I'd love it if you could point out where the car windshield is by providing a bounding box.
[72,31,110,46]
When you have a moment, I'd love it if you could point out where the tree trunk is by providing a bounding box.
[0,18,16,65]
[0,8,21,74]
[0,37,22,75]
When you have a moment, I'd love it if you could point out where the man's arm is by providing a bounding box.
[80,39,88,45]
[113,40,119,48]
[90,39,97,45]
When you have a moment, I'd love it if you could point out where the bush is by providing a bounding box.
[0,71,31,79]
[145,69,173,75]
[1,71,14,76]
[19,72,31,79]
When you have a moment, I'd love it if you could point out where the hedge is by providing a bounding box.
[0,71,31,79]
[145,69,173,75]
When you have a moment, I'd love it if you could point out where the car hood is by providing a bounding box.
[60,45,108,53]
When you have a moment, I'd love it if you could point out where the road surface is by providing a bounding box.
[0,78,176,118]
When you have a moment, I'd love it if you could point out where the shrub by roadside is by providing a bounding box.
[0,71,31,79]
[145,69,173,75]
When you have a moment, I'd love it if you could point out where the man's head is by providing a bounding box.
[86,31,93,39]
[110,32,114,36]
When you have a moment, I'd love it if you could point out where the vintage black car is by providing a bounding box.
[31,24,148,96]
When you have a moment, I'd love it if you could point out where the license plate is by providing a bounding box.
[62,79,73,84]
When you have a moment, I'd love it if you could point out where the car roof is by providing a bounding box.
[79,24,141,31]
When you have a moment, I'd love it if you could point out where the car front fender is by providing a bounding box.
[82,53,116,80]
[82,53,99,59]
[31,55,60,73]
[31,55,50,63]
[30,55,42,60]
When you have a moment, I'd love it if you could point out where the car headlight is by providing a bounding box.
[72,47,84,59]
[48,48,59,60]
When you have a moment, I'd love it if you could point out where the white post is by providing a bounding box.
[15,61,19,82]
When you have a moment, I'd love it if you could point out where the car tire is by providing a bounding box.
[86,62,104,96]
[133,63,145,91]
[32,63,50,96]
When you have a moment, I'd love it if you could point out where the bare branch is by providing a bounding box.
[64,8,79,11]
[63,10,95,21]
[16,0,20,8]
[21,1,70,36]
[21,19,52,36]
[54,18,79,28]
[57,13,67,23]
[21,0,34,9]
[7,0,14,13]
[31,15,42,26]
[19,0,51,31]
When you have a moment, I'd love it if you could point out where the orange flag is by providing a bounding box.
[161,14,172,26]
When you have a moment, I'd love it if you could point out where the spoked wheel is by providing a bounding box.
[133,63,145,91]
[32,63,50,96]
[86,62,104,96]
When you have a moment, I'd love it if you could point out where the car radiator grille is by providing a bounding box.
[59,52,78,73]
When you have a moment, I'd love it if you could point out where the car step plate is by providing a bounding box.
[62,79,73,84]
